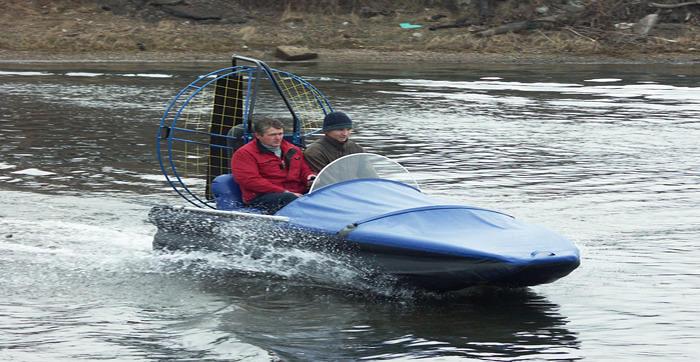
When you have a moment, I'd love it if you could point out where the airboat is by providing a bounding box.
[149,55,580,291]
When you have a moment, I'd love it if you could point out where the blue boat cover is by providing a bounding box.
[278,179,436,231]
[277,179,578,262]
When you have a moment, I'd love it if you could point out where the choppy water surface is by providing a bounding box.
[1,60,698,361]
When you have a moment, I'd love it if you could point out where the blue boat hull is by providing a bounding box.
[149,200,580,291]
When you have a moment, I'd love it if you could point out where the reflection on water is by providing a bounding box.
[189,273,580,361]
[1,62,699,360]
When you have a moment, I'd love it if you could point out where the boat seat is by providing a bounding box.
[226,124,246,159]
[211,173,262,212]
[211,174,243,210]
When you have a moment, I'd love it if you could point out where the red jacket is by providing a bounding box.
[231,139,315,203]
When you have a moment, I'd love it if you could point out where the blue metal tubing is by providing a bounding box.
[157,57,336,208]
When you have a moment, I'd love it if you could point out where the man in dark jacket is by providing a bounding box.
[304,111,365,173]
[231,117,315,213]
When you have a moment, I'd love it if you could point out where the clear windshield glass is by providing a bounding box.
[309,153,420,192]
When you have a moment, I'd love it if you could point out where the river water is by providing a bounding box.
[1,59,698,361]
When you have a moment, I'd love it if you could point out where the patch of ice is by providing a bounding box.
[120,73,172,78]
[65,72,103,77]
[584,78,622,83]
[0,71,53,76]
[10,168,55,176]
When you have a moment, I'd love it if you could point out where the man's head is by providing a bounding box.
[254,116,284,148]
[322,111,353,143]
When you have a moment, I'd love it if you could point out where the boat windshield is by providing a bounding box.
[309,153,420,193]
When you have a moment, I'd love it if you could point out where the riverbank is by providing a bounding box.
[2,48,699,65]
[1,1,699,65]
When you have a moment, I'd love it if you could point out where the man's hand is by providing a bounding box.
[306,174,317,186]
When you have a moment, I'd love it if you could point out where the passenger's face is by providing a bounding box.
[326,128,352,143]
[256,127,284,148]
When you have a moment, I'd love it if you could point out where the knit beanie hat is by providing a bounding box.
[322,112,353,131]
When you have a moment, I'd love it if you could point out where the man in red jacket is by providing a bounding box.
[231,117,316,213]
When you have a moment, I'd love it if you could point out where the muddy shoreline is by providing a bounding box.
[1,48,699,65]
